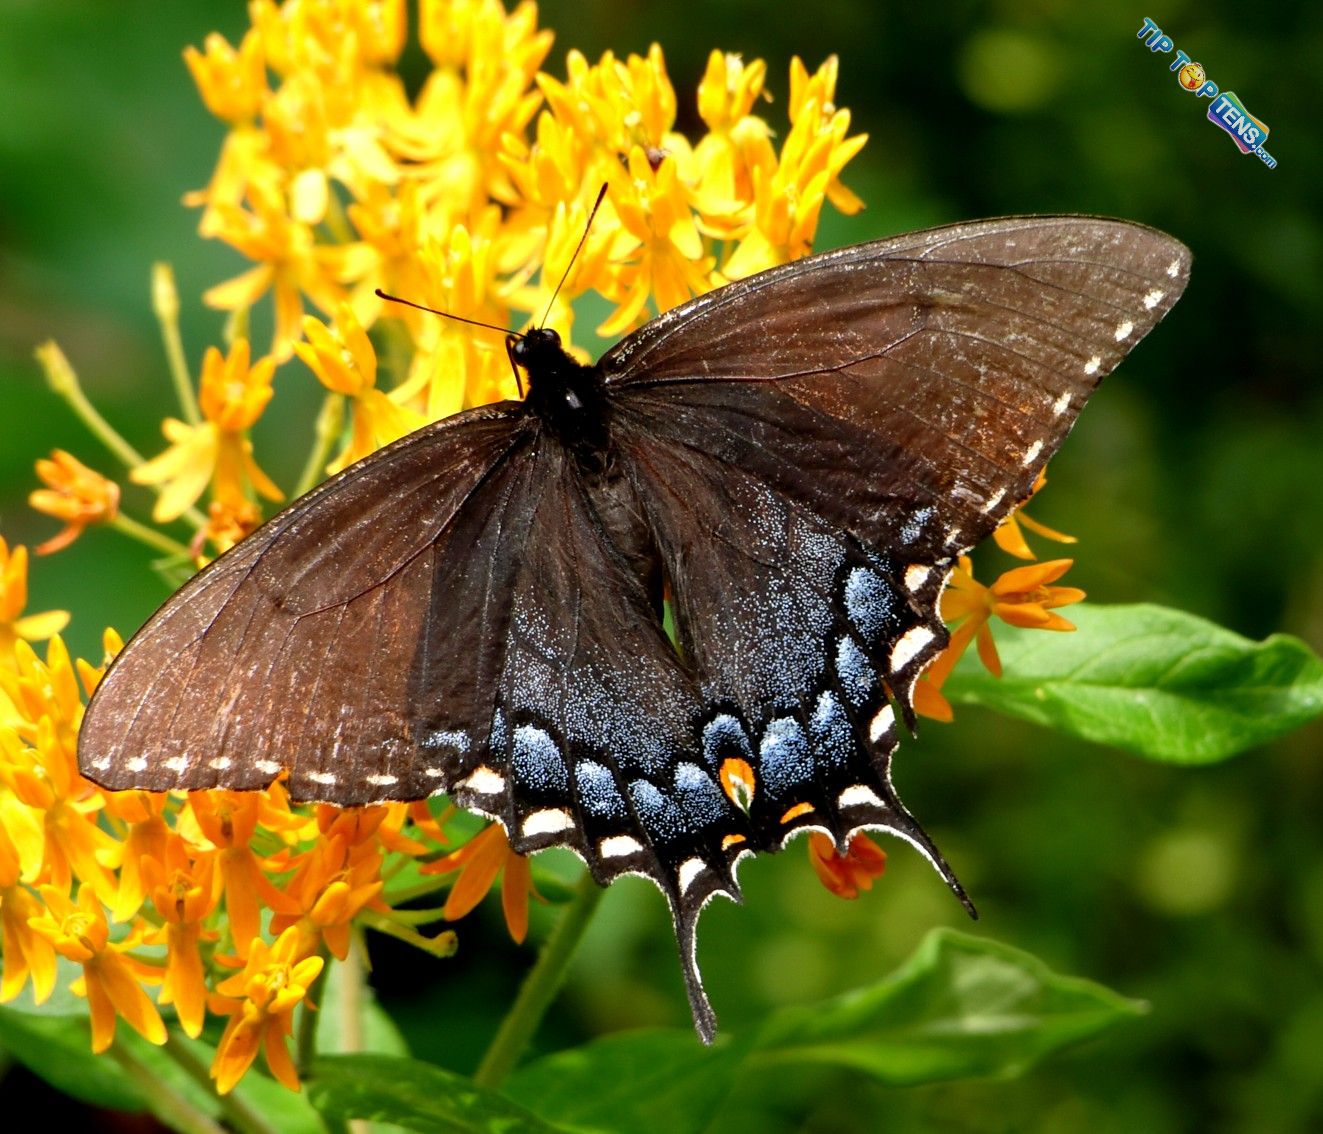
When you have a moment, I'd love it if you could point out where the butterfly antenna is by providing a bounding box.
[538,183,608,329]
[374,289,521,340]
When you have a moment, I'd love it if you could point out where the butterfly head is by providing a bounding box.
[508,327,563,372]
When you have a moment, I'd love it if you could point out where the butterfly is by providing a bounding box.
[79,216,1190,1040]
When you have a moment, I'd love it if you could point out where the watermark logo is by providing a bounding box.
[1137,17,1276,169]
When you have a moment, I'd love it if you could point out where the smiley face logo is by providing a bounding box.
[1178,62,1206,91]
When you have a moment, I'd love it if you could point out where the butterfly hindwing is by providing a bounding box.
[614,424,967,892]
[425,436,750,1038]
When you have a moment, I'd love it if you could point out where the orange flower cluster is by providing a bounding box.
[914,472,1086,723]
[0,574,488,1090]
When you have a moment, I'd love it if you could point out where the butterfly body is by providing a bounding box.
[514,328,613,464]
[79,216,1191,1040]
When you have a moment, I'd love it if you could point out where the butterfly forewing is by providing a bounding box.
[80,407,529,800]
[605,217,1191,554]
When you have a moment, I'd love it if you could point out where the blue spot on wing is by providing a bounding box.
[629,779,685,841]
[759,717,811,796]
[844,567,894,641]
[834,635,875,706]
[512,724,567,791]
[810,690,853,768]
[702,713,754,766]
[673,763,727,827]
[575,759,626,819]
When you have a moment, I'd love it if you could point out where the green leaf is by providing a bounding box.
[308,1052,576,1134]
[506,1030,746,1134]
[944,602,1323,762]
[507,932,1138,1131]
[0,1007,146,1112]
[751,928,1144,1085]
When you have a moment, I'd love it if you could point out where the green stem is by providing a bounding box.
[296,945,333,1078]
[154,263,202,426]
[38,347,145,471]
[110,512,193,558]
[160,1031,282,1134]
[472,868,603,1090]
[358,907,457,956]
[110,1040,226,1134]
[293,393,344,498]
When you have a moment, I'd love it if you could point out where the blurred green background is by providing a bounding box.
[2,1,1321,1130]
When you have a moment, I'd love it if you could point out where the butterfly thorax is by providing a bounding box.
[513,329,611,465]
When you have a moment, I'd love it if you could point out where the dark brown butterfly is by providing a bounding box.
[79,216,1190,1040]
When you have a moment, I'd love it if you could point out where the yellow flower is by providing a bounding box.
[598,146,711,336]
[184,29,267,123]
[130,340,284,523]
[0,539,70,665]
[416,0,553,202]
[692,51,775,236]
[723,56,866,280]
[28,884,166,1053]
[200,182,375,361]
[297,306,424,472]
[29,450,120,555]
[209,926,323,1094]
[1,638,117,900]
[0,876,58,1005]
[424,822,537,945]
[807,831,887,900]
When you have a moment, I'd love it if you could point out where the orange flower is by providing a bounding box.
[993,469,1077,560]
[915,557,1086,721]
[184,792,289,953]
[29,450,120,555]
[936,556,1086,680]
[141,835,219,1039]
[100,791,173,922]
[422,822,537,944]
[209,927,323,1094]
[807,831,887,899]
[28,884,166,1053]
[0,539,69,665]
[267,824,386,960]
[195,497,264,557]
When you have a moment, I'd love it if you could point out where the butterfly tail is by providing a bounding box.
[861,794,978,920]
[671,896,719,1044]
